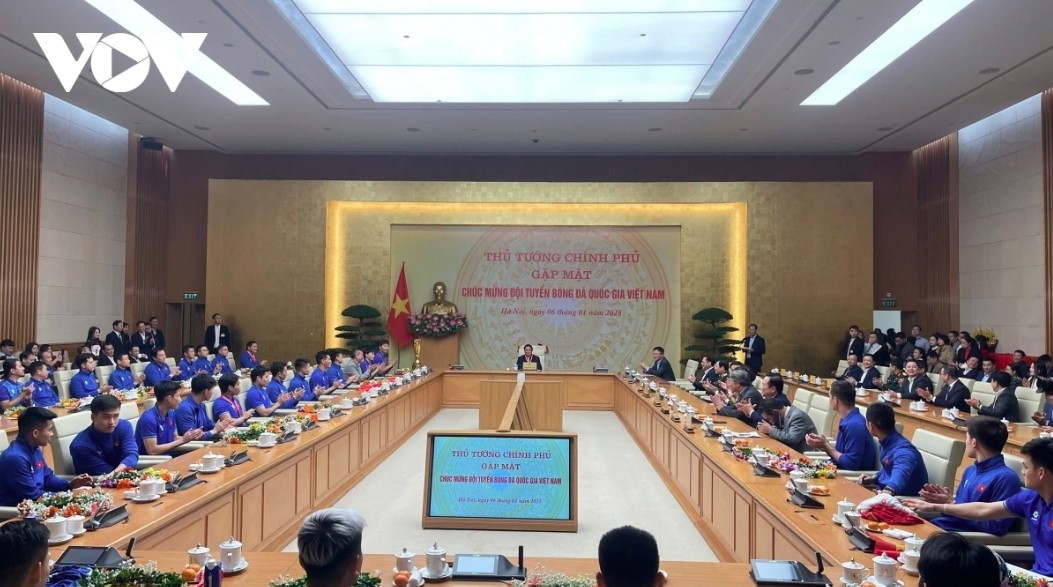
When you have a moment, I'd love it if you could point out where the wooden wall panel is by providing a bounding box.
[913,136,960,332]
[124,143,171,326]
[0,74,43,345]
[1043,89,1053,352]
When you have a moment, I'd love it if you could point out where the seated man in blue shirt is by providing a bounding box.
[135,381,204,455]
[26,361,59,408]
[0,359,31,410]
[108,352,142,390]
[906,437,1053,577]
[143,348,179,388]
[0,519,53,587]
[177,345,198,382]
[211,345,234,376]
[371,341,397,376]
[913,416,1022,535]
[325,350,348,389]
[268,361,302,409]
[245,365,292,417]
[0,407,92,506]
[858,403,928,496]
[806,380,877,470]
[176,374,230,442]
[211,374,253,426]
[312,350,342,397]
[70,352,109,399]
[288,358,315,403]
[239,341,261,370]
[192,345,213,376]
[69,394,138,475]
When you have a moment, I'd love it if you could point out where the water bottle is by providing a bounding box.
[204,559,222,587]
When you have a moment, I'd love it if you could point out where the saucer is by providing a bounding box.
[900,564,919,577]
[48,533,73,545]
[132,494,160,503]
[421,566,453,581]
[863,576,903,587]
[198,466,222,474]
[69,528,87,537]
[223,559,249,574]
[832,515,845,525]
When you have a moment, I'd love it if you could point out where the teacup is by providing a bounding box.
[841,559,866,585]
[789,470,807,481]
[900,550,920,573]
[202,453,224,470]
[285,421,302,434]
[754,452,771,467]
[836,499,855,519]
[220,537,244,571]
[45,516,67,538]
[949,408,960,418]
[941,409,952,419]
[703,417,714,427]
[721,430,735,443]
[188,545,210,567]
[258,432,277,447]
[318,408,331,421]
[140,478,166,495]
[904,535,924,554]
[793,478,809,493]
[873,553,899,586]
[1041,431,1052,440]
[66,514,85,534]
[340,398,353,409]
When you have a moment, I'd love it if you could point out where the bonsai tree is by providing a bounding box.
[683,307,740,364]
[335,304,386,350]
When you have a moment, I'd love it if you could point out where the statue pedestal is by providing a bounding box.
[421,334,460,370]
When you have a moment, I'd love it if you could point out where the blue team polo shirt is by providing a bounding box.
[143,361,172,387]
[244,386,272,415]
[309,369,329,400]
[212,395,243,423]
[876,430,928,496]
[288,374,312,402]
[1004,489,1053,576]
[175,396,214,441]
[211,356,233,376]
[109,367,135,390]
[135,406,176,454]
[239,351,259,369]
[834,409,877,471]
[933,454,1021,535]
[69,370,100,398]
[0,437,69,506]
[178,358,196,381]
[193,357,212,375]
[267,379,296,409]
[0,378,27,406]
[28,377,59,407]
[69,420,138,475]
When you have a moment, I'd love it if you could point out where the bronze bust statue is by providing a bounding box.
[421,281,458,315]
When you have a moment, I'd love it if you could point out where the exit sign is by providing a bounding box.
[881,299,897,308]
[183,291,199,301]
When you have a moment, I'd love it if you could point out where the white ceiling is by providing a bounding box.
[0,0,1051,155]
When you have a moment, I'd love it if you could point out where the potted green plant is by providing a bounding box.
[683,307,740,365]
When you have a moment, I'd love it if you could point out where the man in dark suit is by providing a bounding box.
[864,332,890,367]
[131,321,153,361]
[961,356,983,381]
[96,343,118,367]
[205,313,231,354]
[841,354,863,383]
[966,371,1019,422]
[919,365,972,413]
[148,316,165,355]
[688,356,718,392]
[104,320,129,355]
[740,323,766,375]
[516,344,543,372]
[844,325,864,361]
[850,354,882,389]
[977,358,996,383]
[713,369,761,425]
[640,346,675,381]
[899,359,934,399]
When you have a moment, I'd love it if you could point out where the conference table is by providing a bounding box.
[31,369,948,587]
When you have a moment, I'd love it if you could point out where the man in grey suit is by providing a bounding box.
[757,398,818,453]
[713,369,761,425]
[966,371,1020,422]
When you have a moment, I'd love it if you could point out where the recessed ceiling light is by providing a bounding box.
[876,126,894,131]
[794,68,814,75]
[802,0,976,106]
[282,0,777,103]
[223,43,235,47]
[322,127,331,131]
[647,127,662,132]
[193,125,211,131]
[80,0,268,105]
[738,128,749,131]
[828,40,840,45]
[252,70,271,76]
[978,67,1000,75]
[406,127,420,132]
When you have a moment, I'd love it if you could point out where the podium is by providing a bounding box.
[420,334,460,370]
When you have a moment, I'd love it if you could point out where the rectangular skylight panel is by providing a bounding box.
[294,0,752,15]
[801,0,975,106]
[307,12,740,67]
[352,65,709,102]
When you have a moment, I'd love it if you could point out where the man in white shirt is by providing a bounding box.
[205,313,231,354]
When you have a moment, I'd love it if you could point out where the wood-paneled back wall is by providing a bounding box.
[914,136,961,333]
[124,144,172,326]
[0,73,43,345]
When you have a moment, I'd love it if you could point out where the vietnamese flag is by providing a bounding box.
[388,263,413,347]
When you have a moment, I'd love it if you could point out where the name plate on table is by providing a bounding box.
[521,362,537,371]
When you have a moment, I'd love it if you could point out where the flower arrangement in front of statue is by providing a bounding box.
[408,312,468,338]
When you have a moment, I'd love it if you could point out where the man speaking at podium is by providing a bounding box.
[641,347,675,381]
[517,344,542,372]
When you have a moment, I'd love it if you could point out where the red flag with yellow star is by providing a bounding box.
[388,263,413,347]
